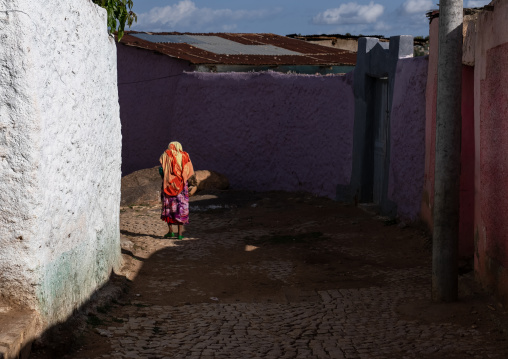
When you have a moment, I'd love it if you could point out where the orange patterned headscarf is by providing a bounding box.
[160,142,194,196]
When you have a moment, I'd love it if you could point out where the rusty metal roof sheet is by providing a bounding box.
[130,33,203,44]
[120,31,357,66]
[130,34,301,56]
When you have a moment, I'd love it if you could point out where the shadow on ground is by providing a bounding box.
[27,190,508,359]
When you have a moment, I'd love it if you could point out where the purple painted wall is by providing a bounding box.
[117,44,194,174]
[170,71,355,198]
[118,42,429,205]
[388,56,428,221]
[118,44,356,198]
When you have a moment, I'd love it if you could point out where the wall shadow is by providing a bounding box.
[23,188,439,358]
[23,189,265,358]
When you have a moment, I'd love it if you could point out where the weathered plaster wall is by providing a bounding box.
[423,18,475,258]
[460,65,475,258]
[170,71,355,199]
[474,0,508,303]
[117,44,194,175]
[308,38,359,52]
[117,44,356,198]
[0,0,121,328]
[426,0,508,303]
[0,0,39,312]
[119,40,431,205]
[478,43,508,300]
[388,56,428,221]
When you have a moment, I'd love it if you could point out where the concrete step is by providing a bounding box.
[0,303,37,359]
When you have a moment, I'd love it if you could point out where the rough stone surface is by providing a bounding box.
[0,0,121,329]
[0,304,36,359]
[30,191,508,358]
[195,170,229,191]
[121,167,227,206]
[121,166,162,206]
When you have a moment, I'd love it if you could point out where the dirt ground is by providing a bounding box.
[30,190,508,358]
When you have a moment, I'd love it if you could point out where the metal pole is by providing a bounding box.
[432,0,463,302]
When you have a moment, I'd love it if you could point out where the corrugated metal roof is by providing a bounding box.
[131,33,205,44]
[189,36,302,56]
[131,34,301,56]
[120,32,357,66]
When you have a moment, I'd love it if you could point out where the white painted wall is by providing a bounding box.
[0,0,121,328]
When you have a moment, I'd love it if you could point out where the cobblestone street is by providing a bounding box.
[31,191,508,359]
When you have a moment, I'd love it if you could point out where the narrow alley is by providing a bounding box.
[29,190,508,359]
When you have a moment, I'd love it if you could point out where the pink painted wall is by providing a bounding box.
[425,0,508,303]
[170,71,355,198]
[460,66,475,258]
[388,56,428,221]
[477,42,508,301]
[471,0,508,304]
[422,18,475,258]
[421,19,439,232]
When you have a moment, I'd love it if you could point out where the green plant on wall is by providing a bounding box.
[93,0,137,41]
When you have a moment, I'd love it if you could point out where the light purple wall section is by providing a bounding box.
[117,44,194,174]
[388,56,428,220]
[118,44,355,198]
[118,44,428,204]
[170,71,355,198]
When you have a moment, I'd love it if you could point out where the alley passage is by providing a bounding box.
[33,191,508,359]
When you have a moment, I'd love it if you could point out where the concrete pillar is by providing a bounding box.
[432,0,463,302]
[345,36,413,217]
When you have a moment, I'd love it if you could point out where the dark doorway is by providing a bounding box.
[372,77,389,206]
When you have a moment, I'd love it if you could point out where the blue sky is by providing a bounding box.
[130,0,491,38]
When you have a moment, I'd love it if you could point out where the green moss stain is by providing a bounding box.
[36,230,121,323]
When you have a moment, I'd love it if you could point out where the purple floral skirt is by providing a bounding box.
[161,182,189,224]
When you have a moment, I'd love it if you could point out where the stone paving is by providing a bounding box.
[85,277,504,359]
[52,192,508,359]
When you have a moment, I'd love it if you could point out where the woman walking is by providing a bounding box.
[159,141,194,239]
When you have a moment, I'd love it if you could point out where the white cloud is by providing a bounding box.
[221,24,238,32]
[386,0,433,35]
[373,21,392,33]
[312,1,384,25]
[134,0,281,31]
[465,0,491,7]
[401,0,433,14]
